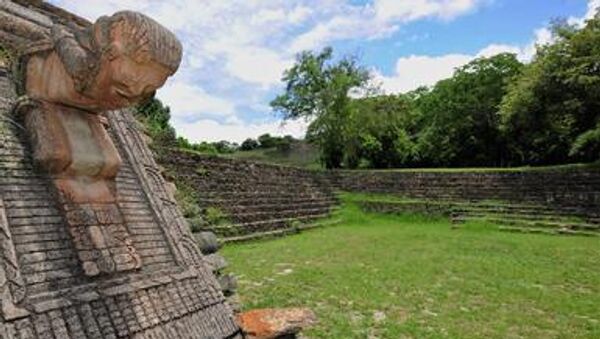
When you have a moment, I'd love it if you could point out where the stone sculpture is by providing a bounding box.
[0,2,240,337]
[14,11,181,277]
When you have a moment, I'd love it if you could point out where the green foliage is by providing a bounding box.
[346,94,420,168]
[175,183,201,218]
[0,45,15,67]
[204,207,229,225]
[271,47,371,168]
[416,53,524,167]
[227,139,321,169]
[195,166,208,176]
[173,181,204,232]
[135,98,177,150]
[223,198,600,338]
[570,122,600,157]
[240,134,297,153]
[240,138,260,151]
[500,13,600,165]
[257,133,278,148]
[176,137,238,154]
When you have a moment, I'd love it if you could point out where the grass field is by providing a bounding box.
[221,199,600,338]
[225,142,321,169]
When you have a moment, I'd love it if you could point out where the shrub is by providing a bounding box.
[204,207,229,225]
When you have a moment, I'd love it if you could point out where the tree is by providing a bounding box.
[136,97,177,149]
[258,133,278,148]
[271,47,371,168]
[347,94,420,168]
[240,138,259,151]
[276,135,294,153]
[213,140,238,153]
[416,53,523,166]
[500,14,600,164]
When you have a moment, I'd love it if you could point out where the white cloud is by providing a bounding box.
[477,44,521,58]
[173,118,310,143]
[209,44,292,88]
[587,0,600,19]
[157,82,235,119]
[290,0,484,52]
[374,0,480,22]
[374,0,600,96]
[376,54,471,93]
[376,34,551,94]
[569,0,600,26]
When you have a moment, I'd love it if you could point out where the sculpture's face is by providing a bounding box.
[86,47,172,110]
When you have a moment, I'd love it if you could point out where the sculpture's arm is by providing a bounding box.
[51,24,97,91]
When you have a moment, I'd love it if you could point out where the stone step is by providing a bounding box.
[455,215,600,232]
[227,207,334,224]
[209,213,331,237]
[198,197,337,207]
[199,191,334,200]
[216,200,336,214]
[180,177,327,188]
[498,225,600,237]
[457,211,594,224]
[221,217,342,243]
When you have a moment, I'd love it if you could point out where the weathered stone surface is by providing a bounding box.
[237,308,317,339]
[196,231,220,254]
[205,253,228,272]
[0,1,239,337]
[218,273,237,296]
[160,151,338,241]
[13,9,181,277]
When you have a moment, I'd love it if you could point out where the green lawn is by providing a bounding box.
[225,143,321,169]
[221,200,600,338]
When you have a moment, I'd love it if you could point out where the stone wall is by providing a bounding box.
[328,168,600,209]
[330,168,600,235]
[162,151,600,237]
[160,150,338,242]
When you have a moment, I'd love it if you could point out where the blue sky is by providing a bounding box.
[52,0,598,143]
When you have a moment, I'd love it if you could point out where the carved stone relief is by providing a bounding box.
[0,198,28,321]
[15,10,182,277]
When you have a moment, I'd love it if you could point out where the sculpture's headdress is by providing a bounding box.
[95,11,182,74]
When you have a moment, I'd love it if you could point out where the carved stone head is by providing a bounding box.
[86,11,182,108]
[24,11,182,111]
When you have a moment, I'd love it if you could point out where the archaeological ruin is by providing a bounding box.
[1,1,599,338]
[0,1,240,338]
[165,150,600,239]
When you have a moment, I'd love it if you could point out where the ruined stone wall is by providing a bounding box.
[328,168,600,210]
[329,168,600,235]
[163,150,600,237]
[160,150,338,241]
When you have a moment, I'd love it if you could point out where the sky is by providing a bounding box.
[50,0,600,143]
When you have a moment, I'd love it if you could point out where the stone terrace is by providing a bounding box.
[160,150,339,242]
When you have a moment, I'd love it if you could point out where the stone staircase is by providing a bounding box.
[359,200,600,236]
[161,150,339,241]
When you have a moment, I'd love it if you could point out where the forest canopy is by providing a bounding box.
[271,12,600,169]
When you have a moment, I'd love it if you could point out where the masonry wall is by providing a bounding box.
[160,150,338,241]
[163,150,600,237]
[328,168,600,211]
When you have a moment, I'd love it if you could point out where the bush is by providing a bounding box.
[240,138,259,151]
[204,207,229,225]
